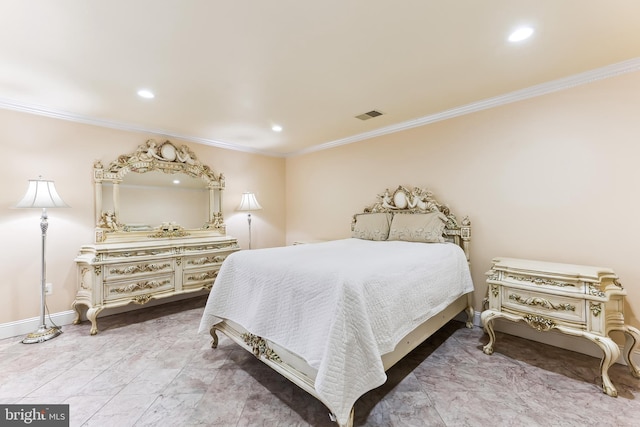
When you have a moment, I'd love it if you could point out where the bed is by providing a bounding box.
[198,185,474,426]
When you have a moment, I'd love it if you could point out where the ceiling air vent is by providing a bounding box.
[355,110,384,121]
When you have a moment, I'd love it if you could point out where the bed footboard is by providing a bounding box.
[207,293,472,427]
[210,321,355,426]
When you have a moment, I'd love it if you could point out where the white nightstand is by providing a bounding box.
[481,257,640,397]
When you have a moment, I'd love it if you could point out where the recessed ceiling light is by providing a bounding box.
[137,89,155,99]
[508,27,534,42]
[272,125,283,132]
[173,179,180,184]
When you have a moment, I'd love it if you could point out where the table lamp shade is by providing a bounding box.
[16,179,69,209]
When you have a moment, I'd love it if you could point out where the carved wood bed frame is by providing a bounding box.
[208,185,474,427]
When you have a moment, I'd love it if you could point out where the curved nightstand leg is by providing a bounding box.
[615,325,640,378]
[589,335,621,397]
[86,306,103,336]
[481,310,497,355]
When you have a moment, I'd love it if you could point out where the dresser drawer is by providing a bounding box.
[183,267,220,290]
[104,274,175,302]
[502,287,585,324]
[183,251,234,271]
[102,247,174,261]
[105,260,174,279]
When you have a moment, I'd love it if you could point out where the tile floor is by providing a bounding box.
[1,296,639,426]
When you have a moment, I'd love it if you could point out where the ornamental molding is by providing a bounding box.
[506,274,575,288]
[2,58,639,159]
[290,57,640,157]
[110,279,170,294]
[588,284,606,298]
[187,271,219,282]
[523,314,556,332]
[509,294,575,312]
[590,302,603,317]
[132,294,153,304]
[241,333,282,362]
[109,263,171,275]
[356,186,469,243]
[490,284,499,298]
[97,139,223,186]
[188,255,227,266]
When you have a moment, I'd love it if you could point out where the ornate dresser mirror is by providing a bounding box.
[74,139,239,335]
[93,139,226,243]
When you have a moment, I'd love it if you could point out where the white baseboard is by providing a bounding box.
[0,291,209,341]
[0,310,78,341]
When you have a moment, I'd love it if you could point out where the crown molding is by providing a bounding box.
[287,57,640,157]
[0,97,281,157]
[1,57,639,159]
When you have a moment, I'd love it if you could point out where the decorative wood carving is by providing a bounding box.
[93,139,227,242]
[356,185,471,261]
[74,139,239,335]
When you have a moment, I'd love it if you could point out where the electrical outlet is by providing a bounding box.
[45,283,53,295]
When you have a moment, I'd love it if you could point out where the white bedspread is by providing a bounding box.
[198,238,473,425]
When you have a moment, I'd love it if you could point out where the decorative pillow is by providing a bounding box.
[388,212,448,243]
[351,213,392,241]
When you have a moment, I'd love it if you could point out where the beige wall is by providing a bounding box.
[3,69,639,332]
[286,70,640,329]
[0,109,286,324]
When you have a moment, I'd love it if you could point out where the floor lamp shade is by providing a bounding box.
[237,192,262,211]
[16,178,69,209]
[16,177,69,344]
[237,192,262,249]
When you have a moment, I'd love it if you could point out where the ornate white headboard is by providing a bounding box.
[354,185,471,261]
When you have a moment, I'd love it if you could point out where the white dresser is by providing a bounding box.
[73,236,238,335]
[481,257,640,397]
[73,139,240,335]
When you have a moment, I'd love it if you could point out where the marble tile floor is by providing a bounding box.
[1,296,639,427]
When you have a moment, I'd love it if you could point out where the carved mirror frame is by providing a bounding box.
[93,139,226,243]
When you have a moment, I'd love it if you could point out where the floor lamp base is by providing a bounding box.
[22,325,62,344]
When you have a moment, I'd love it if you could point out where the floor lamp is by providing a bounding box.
[237,192,262,249]
[16,177,69,344]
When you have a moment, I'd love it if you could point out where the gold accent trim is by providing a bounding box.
[132,294,153,304]
[110,279,170,294]
[509,294,576,312]
[491,284,499,298]
[188,255,227,266]
[110,263,171,275]
[588,284,606,298]
[523,314,556,332]
[148,229,190,238]
[506,274,575,288]
[590,302,602,317]
[187,271,219,282]
[241,333,282,362]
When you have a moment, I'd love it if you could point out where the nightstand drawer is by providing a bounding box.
[502,287,585,324]
[498,271,586,295]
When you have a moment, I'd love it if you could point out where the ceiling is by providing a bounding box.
[2,1,640,157]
